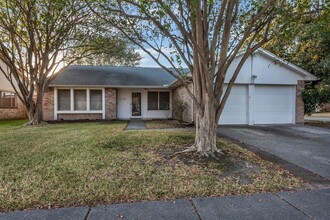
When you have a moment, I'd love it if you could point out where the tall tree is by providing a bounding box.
[89,0,292,157]
[266,0,330,83]
[0,0,140,124]
[265,0,330,114]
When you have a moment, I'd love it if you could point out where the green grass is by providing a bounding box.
[0,120,301,211]
[0,119,28,129]
[145,119,191,129]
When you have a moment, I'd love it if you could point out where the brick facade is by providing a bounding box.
[172,83,194,123]
[0,97,27,120]
[57,113,102,120]
[41,83,305,123]
[42,87,117,121]
[105,88,117,120]
[296,80,305,124]
[43,87,54,121]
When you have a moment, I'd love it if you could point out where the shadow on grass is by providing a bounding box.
[99,132,194,150]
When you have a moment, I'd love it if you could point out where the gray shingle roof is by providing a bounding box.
[50,65,181,87]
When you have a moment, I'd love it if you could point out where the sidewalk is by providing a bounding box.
[305,112,330,122]
[305,116,330,122]
[1,188,329,220]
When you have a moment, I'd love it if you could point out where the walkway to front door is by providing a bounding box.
[125,120,146,130]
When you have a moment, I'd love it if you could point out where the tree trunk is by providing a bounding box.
[194,100,219,157]
[25,91,44,125]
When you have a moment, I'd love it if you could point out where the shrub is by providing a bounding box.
[303,82,330,115]
[172,99,188,122]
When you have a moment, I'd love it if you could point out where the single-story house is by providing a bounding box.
[0,61,27,120]
[43,49,317,125]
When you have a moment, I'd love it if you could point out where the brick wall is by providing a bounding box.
[296,80,305,124]
[0,97,27,120]
[172,83,194,123]
[57,113,102,120]
[43,87,54,121]
[105,88,117,120]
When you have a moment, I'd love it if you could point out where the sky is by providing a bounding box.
[137,48,172,67]
[136,48,188,68]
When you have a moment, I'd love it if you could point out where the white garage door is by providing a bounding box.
[219,85,248,125]
[254,85,294,124]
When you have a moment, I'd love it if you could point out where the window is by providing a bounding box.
[90,90,102,110]
[148,91,170,110]
[148,92,158,110]
[74,89,87,110]
[159,92,170,110]
[0,91,16,108]
[57,88,103,112]
[58,89,71,110]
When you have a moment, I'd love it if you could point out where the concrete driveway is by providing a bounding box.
[218,125,330,180]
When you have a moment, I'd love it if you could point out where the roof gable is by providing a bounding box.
[256,49,317,81]
[223,48,317,85]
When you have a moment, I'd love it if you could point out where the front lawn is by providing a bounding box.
[145,119,192,129]
[0,120,301,211]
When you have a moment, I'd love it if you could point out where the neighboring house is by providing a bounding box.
[0,61,27,120]
[43,49,317,125]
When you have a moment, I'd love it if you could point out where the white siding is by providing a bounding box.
[0,61,16,91]
[117,88,171,120]
[252,54,306,85]
[224,52,308,85]
[117,89,131,119]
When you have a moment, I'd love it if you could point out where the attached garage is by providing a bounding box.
[203,49,317,125]
[214,49,317,125]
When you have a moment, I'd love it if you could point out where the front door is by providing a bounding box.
[132,93,141,116]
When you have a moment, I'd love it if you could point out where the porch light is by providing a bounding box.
[251,74,257,83]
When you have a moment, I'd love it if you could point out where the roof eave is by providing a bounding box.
[168,77,193,89]
[48,84,173,89]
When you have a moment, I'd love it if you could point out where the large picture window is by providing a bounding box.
[148,91,170,110]
[57,88,103,112]
[0,91,16,108]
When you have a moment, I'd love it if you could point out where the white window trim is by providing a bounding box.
[0,90,17,108]
[54,87,105,120]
